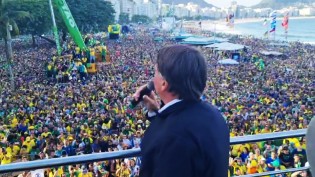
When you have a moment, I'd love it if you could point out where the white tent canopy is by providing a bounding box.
[207,37,229,43]
[183,36,228,43]
[260,50,283,56]
[218,59,239,65]
[180,36,228,45]
[183,37,213,42]
[204,42,246,51]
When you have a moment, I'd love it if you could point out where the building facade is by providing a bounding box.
[299,7,315,16]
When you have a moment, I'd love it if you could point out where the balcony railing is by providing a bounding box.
[0,129,308,177]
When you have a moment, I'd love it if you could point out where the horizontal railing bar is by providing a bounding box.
[230,129,306,145]
[0,129,306,174]
[239,166,310,177]
[0,149,141,174]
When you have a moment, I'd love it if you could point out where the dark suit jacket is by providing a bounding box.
[140,100,230,177]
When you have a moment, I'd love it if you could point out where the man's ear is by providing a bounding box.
[160,80,169,92]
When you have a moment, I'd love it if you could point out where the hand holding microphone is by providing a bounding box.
[131,81,159,112]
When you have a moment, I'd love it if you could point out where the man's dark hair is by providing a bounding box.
[156,45,207,101]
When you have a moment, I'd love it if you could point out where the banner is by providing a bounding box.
[55,0,86,50]
[263,18,268,26]
[282,12,289,31]
[263,19,268,37]
[226,13,235,28]
[269,11,277,33]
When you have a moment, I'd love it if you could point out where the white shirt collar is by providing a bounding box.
[158,99,182,113]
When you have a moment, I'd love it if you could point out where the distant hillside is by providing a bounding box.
[163,0,215,7]
[253,0,315,9]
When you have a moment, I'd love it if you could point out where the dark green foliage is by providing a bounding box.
[62,0,115,33]
[0,0,30,39]
[131,15,151,24]
[2,0,115,37]
[119,13,130,24]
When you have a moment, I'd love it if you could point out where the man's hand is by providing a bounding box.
[133,84,159,112]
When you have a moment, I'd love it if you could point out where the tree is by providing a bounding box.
[195,15,202,20]
[183,16,193,21]
[7,0,115,46]
[61,0,115,33]
[131,15,151,24]
[0,0,30,90]
[119,13,129,24]
[6,0,51,47]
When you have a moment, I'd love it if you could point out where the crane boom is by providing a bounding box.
[54,0,86,50]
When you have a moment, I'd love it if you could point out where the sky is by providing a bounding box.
[205,0,262,8]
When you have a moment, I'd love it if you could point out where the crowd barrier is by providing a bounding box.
[0,129,308,177]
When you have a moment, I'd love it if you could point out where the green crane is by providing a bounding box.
[49,0,86,56]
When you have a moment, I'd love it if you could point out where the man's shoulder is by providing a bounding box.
[179,101,223,120]
[164,101,227,134]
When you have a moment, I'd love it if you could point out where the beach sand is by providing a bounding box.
[183,20,241,35]
[183,16,315,36]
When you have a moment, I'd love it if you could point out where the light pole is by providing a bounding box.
[49,0,62,56]
[6,23,15,91]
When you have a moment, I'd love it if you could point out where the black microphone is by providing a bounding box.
[129,81,155,109]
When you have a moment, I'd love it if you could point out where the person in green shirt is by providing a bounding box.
[101,46,107,62]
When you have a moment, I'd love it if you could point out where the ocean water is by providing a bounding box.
[234,18,315,44]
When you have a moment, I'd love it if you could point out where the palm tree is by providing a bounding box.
[0,0,30,90]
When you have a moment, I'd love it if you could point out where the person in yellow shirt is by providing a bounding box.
[5,142,18,161]
[286,138,301,148]
[48,168,57,177]
[75,46,81,59]
[82,57,88,66]
[257,157,268,174]
[254,148,263,162]
[234,167,243,176]
[90,48,95,63]
[66,125,72,133]
[232,157,246,175]
[57,166,64,177]
[1,150,12,165]
[80,102,87,111]
[247,152,258,174]
[116,162,131,177]
[0,147,4,164]
[19,145,29,159]
[22,136,35,153]
[11,116,18,128]
[12,142,21,157]
[231,144,242,157]
[260,125,271,134]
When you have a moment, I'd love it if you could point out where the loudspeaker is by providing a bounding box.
[109,33,119,39]
[122,25,129,34]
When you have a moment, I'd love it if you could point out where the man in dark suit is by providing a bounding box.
[134,45,230,177]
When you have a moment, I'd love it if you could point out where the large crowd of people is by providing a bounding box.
[0,25,314,177]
